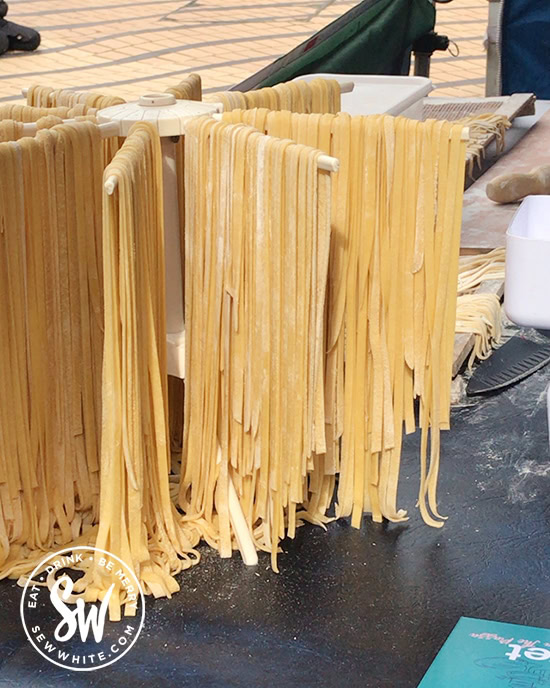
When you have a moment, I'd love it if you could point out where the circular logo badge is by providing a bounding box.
[20,546,145,672]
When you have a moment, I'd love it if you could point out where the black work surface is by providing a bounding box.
[1,368,549,688]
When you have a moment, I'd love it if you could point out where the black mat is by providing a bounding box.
[1,367,549,688]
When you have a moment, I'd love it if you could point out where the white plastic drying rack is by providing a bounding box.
[19,86,353,567]
[18,81,480,567]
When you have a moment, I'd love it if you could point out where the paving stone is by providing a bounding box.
[1,1,487,103]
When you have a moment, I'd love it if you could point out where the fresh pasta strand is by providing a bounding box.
[178,117,332,568]
[0,122,107,580]
[26,84,125,110]
[1,103,96,121]
[205,78,341,114]
[456,294,503,369]
[96,121,200,620]
[165,74,202,101]
[0,105,122,167]
[163,73,202,456]
[455,247,506,368]
[0,115,70,142]
[455,113,511,177]
[457,247,506,294]
[0,119,24,141]
[223,109,468,528]
[0,77,477,615]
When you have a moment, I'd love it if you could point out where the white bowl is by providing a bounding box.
[505,195,550,329]
[292,73,432,117]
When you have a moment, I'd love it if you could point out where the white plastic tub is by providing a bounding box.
[505,195,550,329]
[293,73,432,117]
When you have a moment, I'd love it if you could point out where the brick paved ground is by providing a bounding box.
[1,0,488,103]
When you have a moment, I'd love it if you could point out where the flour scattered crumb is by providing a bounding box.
[508,459,550,504]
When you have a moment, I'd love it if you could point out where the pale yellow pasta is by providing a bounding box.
[26,84,125,110]
[456,294,503,368]
[0,122,105,579]
[457,247,506,294]
[179,117,332,569]
[205,78,341,114]
[455,247,506,368]
[223,109,468,528]
[96,122,200,619]
[455,113,511,176]
[165,73,202,101]
[0,77,475,616]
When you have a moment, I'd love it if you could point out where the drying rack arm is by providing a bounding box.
[21,119,120,137]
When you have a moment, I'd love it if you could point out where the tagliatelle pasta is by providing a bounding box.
[222,108,468,528]
[0,122,106,579]
[1,103,93,120]
[454,113,511,177]
[165,73,202,101]
[96,122,200,619]
[0,105,123,167]
[457,247,506,294]
[456,294,503,368]
[0,115,70,142]
[455,248,506,368]
[26,84,125,111]
[205,78,342,114]
[0,77,475,620]
[0,119,24,141]
[178,117,332,569]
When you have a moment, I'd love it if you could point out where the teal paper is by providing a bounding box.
[418,617,550,687]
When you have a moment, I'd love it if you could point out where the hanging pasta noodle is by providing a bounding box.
[165,73,202,101]
[98,121,199,619]
[0,83,336,609]
[222,109,468,529]
[0,76,475,615]
[26,84,125,110]
[0,103,124,168]
[16,91,125,165]
[0,119,198,620]
[0,119,24,141]
[0,104,95,121]
[0,115,66,142]
[204,77,341,114]
[162,71,203,307]
[179,116,332,568]
[0,121,107,581]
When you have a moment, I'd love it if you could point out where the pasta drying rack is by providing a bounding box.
[98,93,339,380]
[100,94,223,382]
[21,90,342,568]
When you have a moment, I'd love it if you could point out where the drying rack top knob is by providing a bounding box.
[139,93,177,107]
